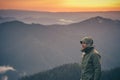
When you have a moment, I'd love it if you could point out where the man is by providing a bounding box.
[80,37,101,80]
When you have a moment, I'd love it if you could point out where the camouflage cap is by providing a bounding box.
[80,37,93,47]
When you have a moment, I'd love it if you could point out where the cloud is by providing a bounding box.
[58,19,74,24]
[0,66,16,74]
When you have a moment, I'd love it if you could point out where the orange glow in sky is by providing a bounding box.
[0,0,120,12]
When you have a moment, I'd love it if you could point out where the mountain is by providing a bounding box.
[69,16,120,26]
[101,67,120,80]
[19,63,81,80]
[0,10,120,25]
[0,16,16,23]
[19,63,120,80]
[0,16,120,79]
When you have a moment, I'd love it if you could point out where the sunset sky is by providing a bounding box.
[0,0,120,12]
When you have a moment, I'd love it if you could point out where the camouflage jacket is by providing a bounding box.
[80,47,101,80]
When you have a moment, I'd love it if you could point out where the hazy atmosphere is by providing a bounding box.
[0,0,120,80]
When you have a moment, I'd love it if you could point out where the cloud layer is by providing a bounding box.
[0,66,16,74]
[58,19,74,24]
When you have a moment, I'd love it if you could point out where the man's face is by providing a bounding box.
[81,42,87,49]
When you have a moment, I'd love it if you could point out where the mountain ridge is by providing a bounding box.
[19,63,120,80]
[0,10,120,25]
[0,16,120,26]
[1,9,120,13]
[68,16,120,26]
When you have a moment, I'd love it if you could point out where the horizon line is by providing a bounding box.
[0,9,120,13]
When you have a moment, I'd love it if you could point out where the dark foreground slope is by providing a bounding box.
[20,63,120,80]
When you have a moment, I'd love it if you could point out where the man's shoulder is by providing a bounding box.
[91,49,101,58]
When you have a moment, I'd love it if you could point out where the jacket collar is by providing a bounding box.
[81,47,94,54]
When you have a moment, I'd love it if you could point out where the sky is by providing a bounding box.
[0,0,120,12]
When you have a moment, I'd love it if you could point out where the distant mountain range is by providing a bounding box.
[0,16,120,80]
[0,10,120,25]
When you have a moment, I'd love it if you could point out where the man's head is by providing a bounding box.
[80,37,93,49]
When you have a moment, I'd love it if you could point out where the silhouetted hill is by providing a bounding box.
[101,67,120,80]
[0,20,45,27]
[19,63,120,80]
[0,16,16,23]
[68,16,120,27]
[19,63,81,80]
